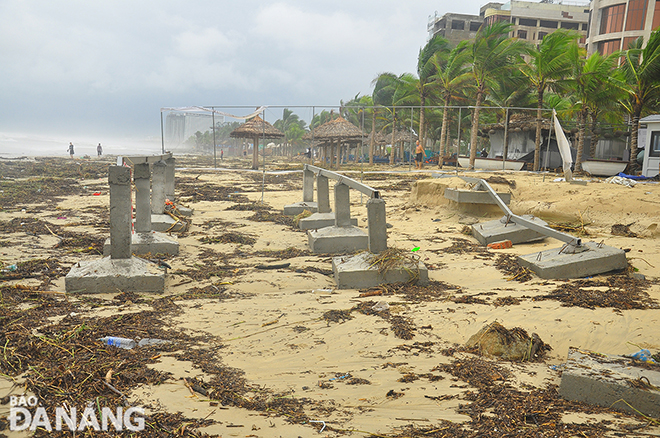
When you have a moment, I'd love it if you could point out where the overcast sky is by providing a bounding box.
[0,0,487,142]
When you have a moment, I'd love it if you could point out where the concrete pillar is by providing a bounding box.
[134,163,151,233]
[109,165,132,260]
[317,175,331,213]
[303,168,314,203]
[165,156,175,201]
[151,160,167,214]
[334,182,351,227]
[367,197,388,254]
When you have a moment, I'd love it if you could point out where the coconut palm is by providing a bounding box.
[417,35,451,150]
[341,94,372,162]
[619,29,660,172]
[429,41,471,168]
[521,29,578,170]
[564,43,620,172]
[372,72,417,163]
[467,21,527,168]
[274,108,307,157]
[372,72,399,163]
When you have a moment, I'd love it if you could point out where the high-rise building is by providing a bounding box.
[482,0,590,46]
[427,11,483,46]
[428,1,590,46]
[586,0,660,55]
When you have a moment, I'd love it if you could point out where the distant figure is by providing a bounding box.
[305,148,311,159]
[415,140,425,170]
[97,143,103,156]
[68,142,75,159]
[480,148,488,158]
[220,149,224,160]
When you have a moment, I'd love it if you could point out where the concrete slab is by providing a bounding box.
[559,347,660,418]
[174,206,194,217]
[444,188,511,205]
[103,232,179,256]
[308,226,368,254]
[65,256,165,293]
[298,212,357,230]
[151,214,186,232]
[517,242,627,279]
[332,252,429,289]
[283,201,318,216]
[472,215,548,245]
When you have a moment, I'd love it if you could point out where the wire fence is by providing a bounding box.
[160,105,631,171]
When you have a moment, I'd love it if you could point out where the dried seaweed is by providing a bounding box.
[198,231,256,245]
[534,275,657,309]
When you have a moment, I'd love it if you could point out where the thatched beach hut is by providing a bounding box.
[304,115,363,169]
[230,115,284,169]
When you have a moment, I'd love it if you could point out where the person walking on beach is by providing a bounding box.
[415,140,425,170]
[97,143,103,156]
[68,142,75,159]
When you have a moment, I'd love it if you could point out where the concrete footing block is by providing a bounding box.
[444,188,511,205]
[104,232,179,256]
[472,215,547,245]
[332,252,429,289]
[517,242,627,279]
[559,347,660,419]
[308,226,368,254]
[298,212,357,230]
[151,214,186,232]
[283,202,318,216]
[175,206,194,217]
[65,256,165,293]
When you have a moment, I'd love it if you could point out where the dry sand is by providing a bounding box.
[1,156,659,437]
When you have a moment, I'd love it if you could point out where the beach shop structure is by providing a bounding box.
[640,115,660,177]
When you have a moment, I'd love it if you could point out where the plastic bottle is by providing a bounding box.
[137,338,170,347]
[99,337,136,349]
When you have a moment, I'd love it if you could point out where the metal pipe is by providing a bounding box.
[212,107,216,168]
[502,107,508,170]
[160,111,165,154]
[460,176,581,246]
[305,164,379,198]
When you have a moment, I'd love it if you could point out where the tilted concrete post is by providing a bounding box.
[134,163,151,233]
[303,168,314,203]
[334,182,351,227]
[109,166,132,260]
[151,160,167,215]
[317,175,331,214]
[165,156,175,201]
[367,197,387,254]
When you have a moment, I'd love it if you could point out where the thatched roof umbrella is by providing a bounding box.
[366,131,387,145]
[230,115,284,170]
[304,115,363,169]
[393,129,418,144]
[387,129,418,163]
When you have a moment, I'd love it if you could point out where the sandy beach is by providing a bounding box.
[1,155,659,437]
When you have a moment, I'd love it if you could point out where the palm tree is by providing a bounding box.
[341,94,372,162]
[372,73,399,163]
[485,67,533,162]
[372,72,417,164]
[521,29,577,170]
[619,29,660,172]
[274,108,307,157]
[467,22,527,168]
[429,41,471,168]
[417,35,451,150]
[565,43,620,172]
